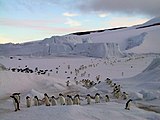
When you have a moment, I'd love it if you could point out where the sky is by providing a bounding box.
[0,0,160,44]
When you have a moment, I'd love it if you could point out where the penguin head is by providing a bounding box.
[26,96,30,99]
[95,93,100,96]
[10,95,14,98]
[106,78,110,80]
[34,96,38,99]
[59,93,63,96]
[75,94,79,97]
[67,95,70,97]
[105,95,109,97]
[51,96,55,98]
[44,93,48,96]
[12,93,20,96]
[87,94,90,96]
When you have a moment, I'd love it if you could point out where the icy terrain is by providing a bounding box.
[0,54,160,120]
[0,17,160,120]
[0,17,160,57]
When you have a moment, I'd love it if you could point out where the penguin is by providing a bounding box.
[44,93,51,106]
[95,93,100,103]
[86,94,91,104]
[66,95,73,105]
[105,95,110,102]
[50,96,57,106]
[26,96,31,108]
[10,95,20,111]
[74,94,80,105]
[111,83,116,87]
[59,93,65,105]
[66,80,70,87]
[33,96,39,106]
[125,99,132,110]
[121,92,128,100]
[114,89,121,99]
[12,93,20,103]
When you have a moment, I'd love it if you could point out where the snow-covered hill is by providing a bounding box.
[0,54,160,120]
[0,17,160,58]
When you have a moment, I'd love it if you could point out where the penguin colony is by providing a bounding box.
[10,77,132,112]
[9,58,134,112]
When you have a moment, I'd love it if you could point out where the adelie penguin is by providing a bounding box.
[66,95,73,105]
[43,93,51,106]
[50,96,57,106]
[94,93,100,103]
[73,94,80,105]
[86,94,91,105]
[12,93,20,103]
[33,96,39,106]
[58,93,66,105]
[125,99,132,110]
[26,96,31,108]
[10,95,20,112]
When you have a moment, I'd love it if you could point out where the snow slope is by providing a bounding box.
[0,54,160,120]
[1,103,160,120]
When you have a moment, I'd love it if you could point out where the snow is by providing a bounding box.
[0,17,160,120]
[141,16,160,26]
[1,103,160,120]
[126,30,160,53]
[0,17,160,57]
[0,54,160,120]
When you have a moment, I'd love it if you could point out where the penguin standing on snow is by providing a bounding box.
[86,94,91,105]
[125,99,132,110]
[33,96,39,106]
[10,95,20,111]
[43,93,51,106]
[12,93,20,103]
[94,93,100,103]
[26,96,31,108]
[66,95,73,105]
[50,96,57,106]
[59,93,66,105]
[73,94,80,105]
[105,95,110,102]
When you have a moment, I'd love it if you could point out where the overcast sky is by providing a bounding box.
[0,0,159,43]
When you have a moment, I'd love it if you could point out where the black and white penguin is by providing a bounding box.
[10,95,20,111]
[59,93,65,105]
[86,94,91,105]
[66,95,73,105]
[125,99,132,110]
[105,95,110,102]
[26,96,31,108]
[33,96,39,106]
[66,80,70,87]
[50,96,57,106]
[95,93,100,103]
[44,93,51,106]
[73,94,80,105]
[12,93,20,103]
[121,92,128,100]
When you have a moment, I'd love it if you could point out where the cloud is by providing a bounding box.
[63,12,79,17]
[76,0,160,17]
[106,17,148,28]
[0,18,64,31]
[65,18,81,27]
[98,13,108,18]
